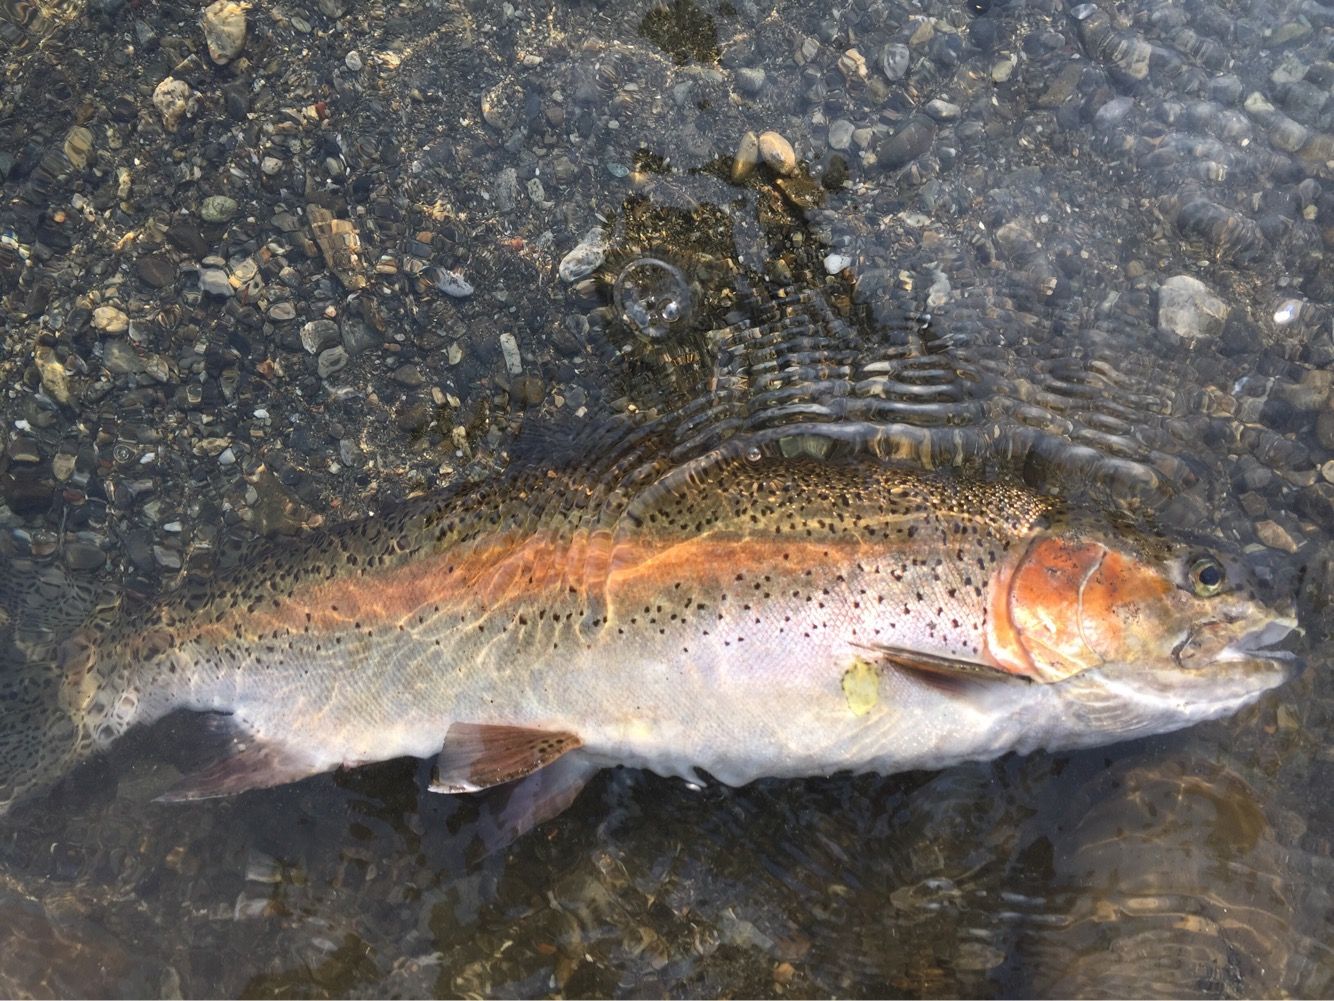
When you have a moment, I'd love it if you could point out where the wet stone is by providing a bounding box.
[827,119,854,151]
[732,130,760,182]
[736,67,766,95]
[340,318,378,355]
[758,131,797,176]
[103,340,143,374]
[63,542,106,571]
[1038,63,1083,108]
[166,222,208,258]
[1256,520,1300,553]
[198,268,231,296]
[92,305,128,333]
[317,345,348,378]
[513,374,544,406]
[558,227,607,283]
[877,116,935,170]
[499,332,523,375]
[880,42,909,80]
[494,167,519,213]
[268,302,296,322]
[51,453,76,481]
[432,268,474,297]
[6,438,41,464]
[391,364,424,387]
[202,0,246,65]
[924,99,960,122]
[152,77,192,132]
[200,195,237,224]
[136,254,175,289]
[64,127,94,171]
[301,319,340,353]
[1315,409,1334,451]
[1158,275,1229,340]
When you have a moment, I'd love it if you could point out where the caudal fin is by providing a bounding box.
[0,666,89,814]
[0,551,110,815]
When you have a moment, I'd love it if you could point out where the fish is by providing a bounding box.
[0,431,1300,839]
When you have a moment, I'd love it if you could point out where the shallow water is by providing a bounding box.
[1,0,1332,996]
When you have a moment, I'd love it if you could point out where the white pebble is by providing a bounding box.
[499,332,523,375]
[558,226,607,282]
[345,50,363,72]
[824,253,853,274]
[1273,299,1303,325]
[432,268,474,297]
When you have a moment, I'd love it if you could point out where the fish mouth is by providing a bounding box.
[1216,616,1303,669]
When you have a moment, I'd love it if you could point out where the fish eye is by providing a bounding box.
[1188,556,1226,597]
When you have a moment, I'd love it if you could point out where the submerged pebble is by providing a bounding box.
[732,130,760,182]
[1158,275,1230,340]
[151,77,193,132]
[92,306,128,333]
[877,116,935,170]
[202,0,246,65]
[432,268,474,297]
[758,130,798,176]
[558,227,607,282]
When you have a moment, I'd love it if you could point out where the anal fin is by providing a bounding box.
[431,722,582,794]
[156,714,318,802]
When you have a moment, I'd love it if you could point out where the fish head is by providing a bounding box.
[990,514,1300,730]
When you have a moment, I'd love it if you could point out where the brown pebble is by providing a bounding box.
[758,130,798,176]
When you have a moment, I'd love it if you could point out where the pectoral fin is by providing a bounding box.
[156,715,319,801]
[855,643,1032,693]
[431,723,583,793]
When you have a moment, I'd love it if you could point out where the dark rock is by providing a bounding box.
[166,221,208,258]
[223,81,251,120]
[63,541,107,570]
[136,254,175,288]
[391,364,424,387]
[876,116,935,170]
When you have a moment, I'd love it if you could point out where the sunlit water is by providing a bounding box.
[1,0,1331,996]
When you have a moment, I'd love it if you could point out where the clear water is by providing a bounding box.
[1,0,1331,996]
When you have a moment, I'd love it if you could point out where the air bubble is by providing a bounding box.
[612,258,693,341]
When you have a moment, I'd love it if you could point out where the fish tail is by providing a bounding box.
[0,551,121,815]
[0,662,93,814]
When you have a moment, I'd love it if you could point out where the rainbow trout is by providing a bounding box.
[0,440,1299,832]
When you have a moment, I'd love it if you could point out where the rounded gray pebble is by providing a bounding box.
[317,345,349,377]
[301,319,341,353]
[200,195,237,224]
[880,43,909,81]
[877,116,935,170]
[736,67,766,94]
[198,268,231,296]
[828,119,854,151]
